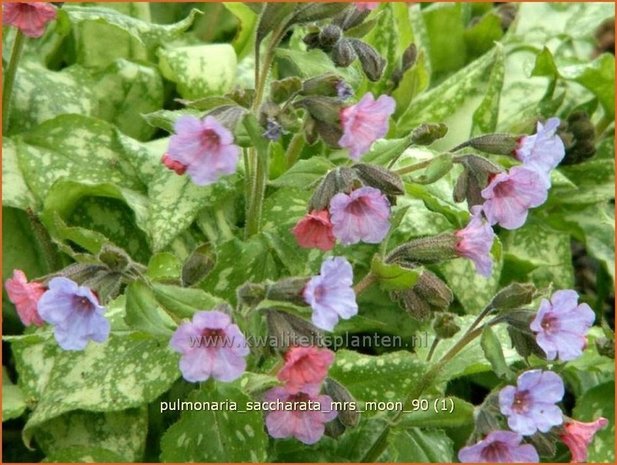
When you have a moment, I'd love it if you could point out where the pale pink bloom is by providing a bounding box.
[291,210,335,251]
[165,115,240,186]
[277,346,335,395]
[5,270,45,326]
[455,206,495,277]
[560,417,609,463]
[338,92,395,159]
[3,2,56,38]
[481,166,548,229]
[515,117,565,183]
[355,3,380,11]
[264,387,337,444]
[329,186,390,245]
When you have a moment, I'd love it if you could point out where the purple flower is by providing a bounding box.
[499,369,564,435]
[458,430,539,463]
[170,310,249,383]
[455,206,495,277]
[336,81,353,101]
[481,166,548,229]
[303,257,358,331]
[530,290,595,361]
[37,277,110,351]
[263,118,282,141]
[264,386,337,444]
[338,92,395,160]
[329,186,391,245]
[164,115,240,186]
[515,117,565,182]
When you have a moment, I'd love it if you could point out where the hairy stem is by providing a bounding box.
[393,158,434,175]
[353,273,376,295]
[285,131,305,169]
[3,29,25,133]
[426,336,441,362]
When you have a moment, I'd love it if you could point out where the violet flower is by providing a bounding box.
[458,430,539,463]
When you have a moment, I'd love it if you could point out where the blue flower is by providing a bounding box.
[515,117,565,184]
[37,277,110,351]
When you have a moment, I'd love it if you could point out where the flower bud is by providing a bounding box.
[266,277,310,305]
[559,111,597,165]
[595,337,615,359]
[295,96,342,125]
[453,133,519,155]
[333,7,370,30]
[54,263,108,285]
[303,31,321,49]
[453,155,503,208]
[351,163,404,197]
[331,39,357,67]
[433,312,460,339]
[323,377,360,436]
[81,270,123,304]
[98,244,131,272]
[487,282,536,312]
[301,74,348,98]
[237,282,267,307]
[386,233,459,265]
[349,38,385,81]
[308,167,358,211]
[410,122,448,145]
[390,269,453,320]
[270,77,302,104]
[506,316,546,359]
[319,24,343,50]
[265,309,325,353]
[528,432,558,457]
[401,43,418,72]
[182,244,215,287]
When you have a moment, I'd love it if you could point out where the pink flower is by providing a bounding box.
[165,115,240,186]
[458,430,539,463]
[170,310,249,383]
[481,166,548,229]
[264,387,337,444]
[560,417,609,463]
[329,186,390,245]
[3,2,56,38]
[277,346,335,395]
[455,206,495,277]
[5,270,45,326]
[161,153,186,175]
[355,2,380,11]
[338,92,395,160]
[515,117,565,182]
[530,290,595,361]
[291,210,335,251]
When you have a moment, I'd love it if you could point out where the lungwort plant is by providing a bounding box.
[2,2,615,463]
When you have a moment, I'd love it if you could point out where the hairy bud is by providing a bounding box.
[596,337,615,359]
[349,38,385,81]
[182,245,215,287]
[487,282,536,311]
[295,96,342,125]
[453,133,519,155]
[266,277,310,305]
[390,269,453,320]
[319,24,343,50]
[560,111,597,165]
[351,163,404,197]
[265,309,325,353]
[301,74,349,99]
[386,233,459,265]
[270,77,302,104]
[433,312,461,339]
[237,282,267,307]
[309,167,358,211]
[323,377,360,437]
[331,39,357,67]
[411,122,448,145]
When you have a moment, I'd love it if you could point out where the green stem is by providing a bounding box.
[26,208,61,272]
[353,272,376,295]
[244,116,270,237]
[394,158,434,175]
[3,29,25,133]
[426,336,441,362]
[285,131,305,169]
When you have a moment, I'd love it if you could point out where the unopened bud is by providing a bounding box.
[391,287,431,320]
[331,39,357,67]
[333,7,370,30]
[401,43,418,71]
[560,111,597,165]
[323,378,360,428]
[349,38,385,81]
[529,432,557,457]
[352,163,404,196]
[266,277,309,305]
[309,167,358,211]
[295,96,342,125]
[453,133,519,155]
[208,104,247,133]
[411,122,448,145]
[237,282,267,307]
[386,233,459,265]
[98,244,131,272]
[55,263,108,285]
[182,245,215,287]
[82,270,123,304]
[389,268,452,320]
[596,337,615,359]
[487,282,536,312]
[433,312,460,339]
[265,309,325,353]
[319,24,343,50]
[507,323,545,359]
[270,77,302,104]
[303,31,321,49]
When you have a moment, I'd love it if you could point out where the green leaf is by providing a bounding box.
[2,368,27,422]
[160,383,268,462]
[530,47,560,79]
[270,157,334,188]
[572,381,615,463]
[223,2,258,59]
[11,333,180,446]
[92,59,164,140]
[44,446,124,462]
[392,50,430,118]
[147,252,182,282]
[480,324,514,380]
[471,43,505,135]
[422,3,467,77]
[158,44,237,100]
[276,48,361,85]
[329,350,427,416]
[385,428,454,462]
[370,255,422,291]
[463,11,504,60]
[49,212,109,255]
[152,283,223,319]
[2,137,38,210]
[125,280,176,336]
[396,396,474,428]
[34,408,147,462]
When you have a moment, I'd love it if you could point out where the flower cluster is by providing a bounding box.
[264,346,337,444]
[170,310,249,383]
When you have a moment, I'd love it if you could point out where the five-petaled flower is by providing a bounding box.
[455,206,495,277]
[292,210,336,251]
[458,430,539,463]
[329,186,391,245]
[37,277,110,351]
[560,417,609,463]
[530,290,595,361]
[170,310,249,383]
[163,115,240,186]
[481,166,548,229]
[303,256,358,331]
[264,386,337,444]
[5,270,45,326]
[338,92,395,159]
[3,2,57,38]
[499,369,564,436]
[515,117,565,184]
[277,346,335,396]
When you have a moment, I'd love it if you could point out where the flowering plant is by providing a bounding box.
[2,2,615,463]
